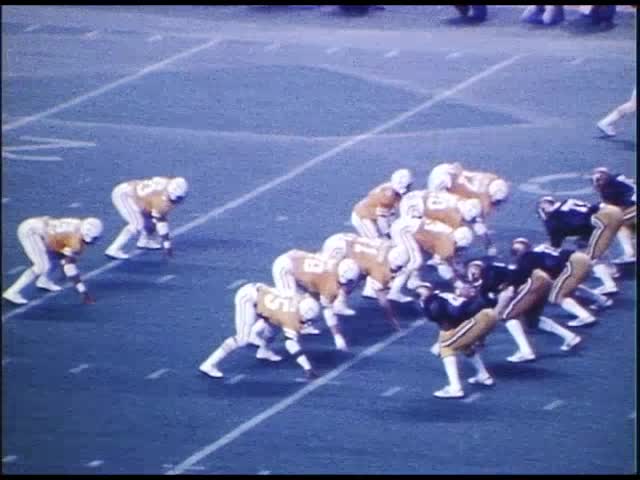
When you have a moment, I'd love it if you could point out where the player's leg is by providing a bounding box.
[105,184,143,259]
[351,211,379,239]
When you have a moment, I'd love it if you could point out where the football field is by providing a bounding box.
[2,5,636,474]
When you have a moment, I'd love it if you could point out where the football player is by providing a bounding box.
[199,283,321,380]
[351,169,413,239]
[426,162,464,192]
[418,281,514,399]
[390,215,474,301]
[591,167,636,263]
[511,238,611,327]
[105,176,188,260]
[321,233,411,330]
[466,257,581,363]
[537,196,624,295]
[271,249,361,351]
[3,216,103,305]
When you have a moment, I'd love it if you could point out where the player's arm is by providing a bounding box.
[149,197,173,257]
[282,327,318,380]
[371,280,400,330]
[59,255,94,304]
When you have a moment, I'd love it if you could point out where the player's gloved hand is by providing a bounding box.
[82,292,96,305]
[304,368,320,381]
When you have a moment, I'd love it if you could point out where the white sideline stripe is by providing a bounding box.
[2,455,17,463]
[384,50,398,58]
[225,374,246,385]
[226,279,247,290]
[146,368,170,380]
[86,460,104,467]
[462,392,482,404]
[325,47,340,54]
[8,266,25,275]
[381,386,403,397]
[543,399,565,411]
[156,274,176,284]
[24,24,40,32]
[69,363,90,374]
[165,319,427,475]
[1,55,520,324]
[2,38,220,132]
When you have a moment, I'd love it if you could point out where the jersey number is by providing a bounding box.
[136,177,167,197]
[50,219,77,234]
[560,199,590,213]
[303,258,325,274]
[426,195,449,211]
[263,294,296,313]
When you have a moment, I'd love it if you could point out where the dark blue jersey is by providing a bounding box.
[599,174,636,209]
[477,261,528,296]
[543,199,600,248]
[422,291,495,330]
[516,245,573,279]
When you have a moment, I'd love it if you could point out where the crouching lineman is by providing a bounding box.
[322,233,411,330]
[418,282,514,399]
[351,168,413,239]
[511,238,611,327]
[199,283,321,380]
[537,196,624,295]
[3,216,103,305]
[466,257,581,363]
[105,176,188,260]
[591,167,636,263]
[271,249,361,351]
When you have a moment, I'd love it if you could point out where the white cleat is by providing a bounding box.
[136,237,162,250]
[256,347,283,362]
[467,374,495,386]
[2,291,28,305]
[105,248,129,260]
[361,286,378,299]
[560,335,582,351]
[506,351,536,363]
[433,385,464,399]
[611,255,635,265]
[36,276,62,292]
[387,292,414,303]
[300,323,321,335]
[199,363,224,378]
[334,336,349,352]
[597,120,616,137]
[589,296,613,311]
[567,316,597,327]
[333,304,356,316]
[593,285,619,296]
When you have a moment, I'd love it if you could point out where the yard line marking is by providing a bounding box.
[156,274,176,284]
[68,202,82,208]
[163,464,204,471]
[69,363,90,374]
[8,266,25,275]
[264,42,280,51]
[3,38,220,132]
[294,377,342,385]
[325,47,340,54]
[446,52,462,60]
[86,460,104,468]
[2,55,522,324]
[24,24,40,32]
[225,374,246,385]
[226,279,247,290]
[543,399,565,411]
[462,392,482,404]
[381,386,403,397]
[146,368,170,380]
[275,215,288,222]
[384,49,398,58]
[84,30,99,39]
[147,34,163,42]
[2,455,17,463]
[165,319,427,475]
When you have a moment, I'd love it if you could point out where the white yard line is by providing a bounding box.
[8,266,25,275]
[23,24,40,32]
[543,399,566,411]
[2,38,220,132]
[146,368,170,380]
[2,55,521,324]
[165,319,426,475]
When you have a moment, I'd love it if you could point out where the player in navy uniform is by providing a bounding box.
[511,238,612,327]
[537,196,624,295]
[418,282,512,399]
[591,167,636,263]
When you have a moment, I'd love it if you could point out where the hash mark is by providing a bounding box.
[381,386,403,397]
[69,363,90,374]
[86,460,104,467]
[146,368,170,380]
[543,399,565,410]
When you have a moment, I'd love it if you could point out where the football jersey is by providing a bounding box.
[42,217,86,256]
[422,291,494,330]
[599,174,636,209]
[516,244,574,280]
[423,190,468,228]
[353,182,401,220]
[129,176,177,218]
[255,283,305,333]
[288,250,341,305]
[450,170,499,215]
[542,199,600,248]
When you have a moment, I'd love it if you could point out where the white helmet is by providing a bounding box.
[453,226,473,248]
[390,168,413,195]
[337,258,360,285]
[322,234,348,262]
[387,245,409,272]
[167,177,189,201]
[298,296,320,321]
[458,198,482,221]
[488,179,509,203]
[81,217,103,243]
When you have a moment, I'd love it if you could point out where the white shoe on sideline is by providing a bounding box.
[560,335,582,351]
[199,363,223,378]
[567,316,597,327]
[433,385,464,399]
[36,276,62,292]
[506,351,536,363]
[467,374,495,386]
[256,347,282,362]
[2,291,28,305]
[597,120,616,137]
[105,248,129,260]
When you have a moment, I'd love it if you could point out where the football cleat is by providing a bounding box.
[433,385,464,399]
[199,363,223,378]
[387,291,414,303]
[137,237,162,250]
[36,276,62,292]
[2,291,28,305]
[597,121,616,137]
[256,348,282,362]
[560,335,582,351]
[300,323,322,335]
[467,374,495,386]
[506,351,536,363]
[593,285,618,295]
[105,248,129,260]
[567,316,597,327]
